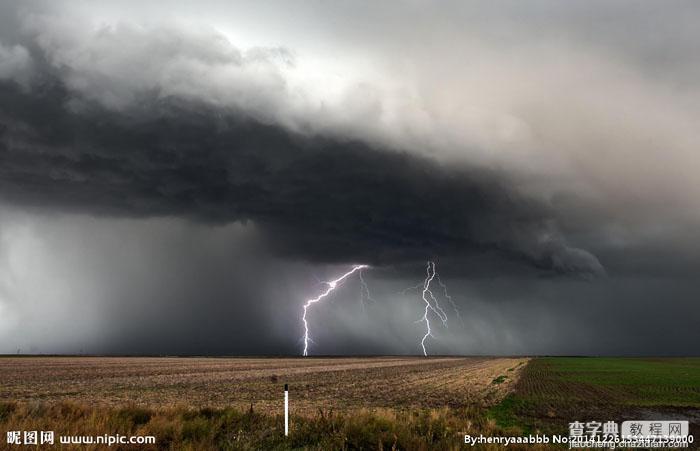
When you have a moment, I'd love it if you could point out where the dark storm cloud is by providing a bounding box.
[0,69,601,275]
[3,0,700,357]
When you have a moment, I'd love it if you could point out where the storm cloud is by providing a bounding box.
[0,0,698,355]
[0,25,601,274]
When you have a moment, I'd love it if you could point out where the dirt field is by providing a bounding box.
[0,356,526,414]
[3,357,695,450]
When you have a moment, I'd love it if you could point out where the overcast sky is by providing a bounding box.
[0,0,698,355]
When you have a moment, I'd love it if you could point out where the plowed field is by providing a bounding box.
[0,356,527,414]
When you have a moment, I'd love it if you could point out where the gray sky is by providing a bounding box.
[0,0,698,355]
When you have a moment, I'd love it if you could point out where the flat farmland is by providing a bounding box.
[0,356,526,414]
[2,357,697,449]
[492,357,700,438]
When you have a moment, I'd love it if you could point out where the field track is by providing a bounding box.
[0,356,526,414]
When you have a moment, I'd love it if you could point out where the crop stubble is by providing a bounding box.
[0,357,527,414]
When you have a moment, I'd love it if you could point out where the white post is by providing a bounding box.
[284,383,289,436]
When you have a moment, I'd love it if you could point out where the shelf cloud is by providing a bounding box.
[0,0,698,355]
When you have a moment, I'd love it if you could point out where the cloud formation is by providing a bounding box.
[1,0,699,355]
[0,12,605,274]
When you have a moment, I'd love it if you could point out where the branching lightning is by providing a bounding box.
[404,260,461,356]
[418,261,437,356]
[400,282,424,295]
[302,264,369,356]
[300,260,457,357]
[358,269,375,312]
[435,273,464,327]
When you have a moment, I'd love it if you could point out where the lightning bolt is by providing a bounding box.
[435,273,464,327]
[358,269,375,312]
[405,260,460,356]
[302,264,369,356]
[418,261,439,356]
[400,282,424,295]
